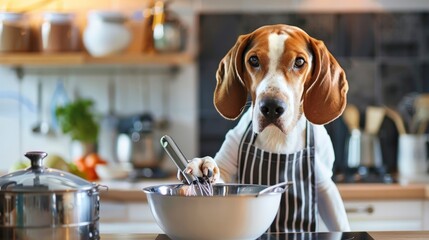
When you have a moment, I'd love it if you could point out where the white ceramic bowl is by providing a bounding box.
[83,11,131,56]
[95,164,129,180]
[143,184,285,240]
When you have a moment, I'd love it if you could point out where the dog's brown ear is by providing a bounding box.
[303,38,349,125]
[214,34,250,120]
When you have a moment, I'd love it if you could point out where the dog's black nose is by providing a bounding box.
[259,98,286,120]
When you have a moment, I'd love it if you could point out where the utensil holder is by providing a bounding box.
[398,134,429,178]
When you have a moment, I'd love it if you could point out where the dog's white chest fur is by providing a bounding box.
[254,112,307,154]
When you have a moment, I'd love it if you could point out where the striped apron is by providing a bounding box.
[238,121,317,233]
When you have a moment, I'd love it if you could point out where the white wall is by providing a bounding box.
[0,64,197,172]
[0,0,199,173]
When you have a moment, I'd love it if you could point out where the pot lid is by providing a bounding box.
[0,151,95,192]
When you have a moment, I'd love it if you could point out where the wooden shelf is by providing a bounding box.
[0,52,194,67]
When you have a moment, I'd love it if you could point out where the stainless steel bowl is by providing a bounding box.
[143,183,285,240]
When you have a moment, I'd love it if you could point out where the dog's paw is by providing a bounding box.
[177,156,220,183]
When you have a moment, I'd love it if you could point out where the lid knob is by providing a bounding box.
[24,151,48,170]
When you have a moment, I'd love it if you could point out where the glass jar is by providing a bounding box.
[0,12,30,52]
[83,11,131,56]
[40,12,79,53]
[152,1,186,52]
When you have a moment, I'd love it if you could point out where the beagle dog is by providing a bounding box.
[184,24,350,232]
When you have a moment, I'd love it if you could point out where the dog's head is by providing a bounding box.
[214,24,348,134]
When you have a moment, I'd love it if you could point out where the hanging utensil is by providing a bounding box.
[157,72,170,129]
[98,78,119,163]
[50,79,69,132]
[32,80,51,135]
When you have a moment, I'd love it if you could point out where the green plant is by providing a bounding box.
[55,99,99,143]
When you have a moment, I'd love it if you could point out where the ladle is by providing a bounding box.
[32,80,51,135]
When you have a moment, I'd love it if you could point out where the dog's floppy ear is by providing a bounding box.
[303,37,349,125]
[214,34,250,120]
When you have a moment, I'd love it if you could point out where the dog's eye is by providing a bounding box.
[248,56,260,68]
[294,57,305,68]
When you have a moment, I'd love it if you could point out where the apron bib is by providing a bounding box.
[238,122,317,233]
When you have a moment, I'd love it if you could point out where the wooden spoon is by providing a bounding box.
[412,94,429,134]
[342,104,360,132]
[385,107,407,135]
[365,106,386,135]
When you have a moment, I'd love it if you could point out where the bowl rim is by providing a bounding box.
[142,183,288,197]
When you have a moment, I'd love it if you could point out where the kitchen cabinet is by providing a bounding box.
[344,200,425,231]
[100,201,163,234]
[318,199,426,232]
[335,184,429,231]
[424,200,429,230]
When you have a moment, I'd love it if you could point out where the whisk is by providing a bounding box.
[160,135,213,196]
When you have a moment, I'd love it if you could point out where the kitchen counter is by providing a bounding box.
[99,178,429,202]
[100,231,429,240]
[98,179,429,234]
[337,183,429,200]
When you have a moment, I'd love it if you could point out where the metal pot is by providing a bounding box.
[143,183,285,240]
[0,151,106,240]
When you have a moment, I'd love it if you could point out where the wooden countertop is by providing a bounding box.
[99,179,429,202]
[337,183,429,201]
[369,231,429,239]
[100,231,429,240]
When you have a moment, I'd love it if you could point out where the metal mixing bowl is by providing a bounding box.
[143,183,285,240]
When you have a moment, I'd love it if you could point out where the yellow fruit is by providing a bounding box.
[68,162,87,179]
[44,154,70,171]
[9,161,29,172]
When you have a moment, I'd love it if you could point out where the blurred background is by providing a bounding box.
[0,0,428,185]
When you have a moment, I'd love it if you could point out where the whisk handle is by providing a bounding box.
[160,135,197,184]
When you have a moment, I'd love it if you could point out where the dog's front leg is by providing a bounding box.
[177,156,220,183]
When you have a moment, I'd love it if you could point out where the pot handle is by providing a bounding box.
[95,184,109,191]
[0,181,17,190]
